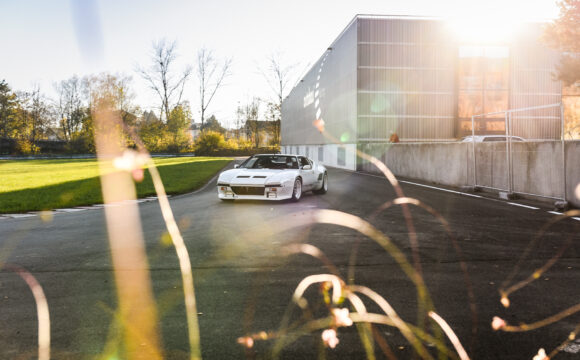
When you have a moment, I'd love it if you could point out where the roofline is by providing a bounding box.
[286,14,552,99]
[319,14,445,61]
[355,13,551,23]
[290,14,450,94]
[290,15,358,89]
[356,14,442,21]
[330,14,444,49]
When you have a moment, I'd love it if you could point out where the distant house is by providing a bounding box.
[45,127,64,141]
[118,110,137,126]
[189,123,202,140]
[225,128,240,139]
[140,110,159,124]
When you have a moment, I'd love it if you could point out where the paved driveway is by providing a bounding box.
[0,165,579,359]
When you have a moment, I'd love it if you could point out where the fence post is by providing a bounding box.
[471,115,476,187]
[561,102,567,202]
[505,111,512,194]
[509,112,514,193]
[472,103,564,201]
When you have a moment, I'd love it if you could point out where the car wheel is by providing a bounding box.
[314,172,328,194]
[291,178,302,202]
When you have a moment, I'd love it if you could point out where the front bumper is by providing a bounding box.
[217,184,293,201]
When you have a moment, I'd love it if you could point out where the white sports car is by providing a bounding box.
[217,154,328,202]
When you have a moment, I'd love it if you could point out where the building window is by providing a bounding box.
[318,146,324,161]
[458,46,509,135]
[337,147,346,166]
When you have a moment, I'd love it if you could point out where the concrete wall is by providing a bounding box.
[511,142,565,199]
[566,141,580,205]
[358,142,471,186]
[472,142,510,191]
[358,141,580,206]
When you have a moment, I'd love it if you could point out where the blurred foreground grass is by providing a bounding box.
[0,157,231,213]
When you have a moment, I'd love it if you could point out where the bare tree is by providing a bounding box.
[55,75,85,141]
[261,52,298,107]
[259,52,298,144]
[264,101,281,145]
[19,85,52,143]
[84,73,137,125]
[235,102,245,140]
[243,98,261,148]
[137,39,191,122]
[197,47,232,127]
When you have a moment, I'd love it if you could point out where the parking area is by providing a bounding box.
[0,166,579,359]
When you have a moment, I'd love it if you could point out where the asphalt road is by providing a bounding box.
[0,163,579,359]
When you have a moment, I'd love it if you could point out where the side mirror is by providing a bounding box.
[234,164,240,168]
[302,165,312,170]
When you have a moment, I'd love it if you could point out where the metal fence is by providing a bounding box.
[470,103,566,201]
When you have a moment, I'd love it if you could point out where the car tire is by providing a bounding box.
[314,172,328,195]
[291,178,302,202]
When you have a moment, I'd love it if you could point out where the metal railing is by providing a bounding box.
[471,103,566,201]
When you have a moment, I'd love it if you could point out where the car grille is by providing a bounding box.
[231,186,264,196]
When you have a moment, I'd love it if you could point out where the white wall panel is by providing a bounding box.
[281,19,358,146]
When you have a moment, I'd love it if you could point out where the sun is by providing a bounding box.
[448,20,517,44]
[446,14,522,44]
[443,0,557,45]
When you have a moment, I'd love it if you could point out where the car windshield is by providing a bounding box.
[239,155,299,169]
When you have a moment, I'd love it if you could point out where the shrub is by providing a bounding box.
[14,138,40,155]
[194,131,226,155]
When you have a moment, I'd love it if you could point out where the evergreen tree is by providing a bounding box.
[0,80,18,152]
[200,115,225,134]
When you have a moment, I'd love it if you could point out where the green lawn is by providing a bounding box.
[0,157,231,214]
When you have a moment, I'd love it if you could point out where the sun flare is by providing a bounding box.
[447,15,522,44]
[444,1,553,45]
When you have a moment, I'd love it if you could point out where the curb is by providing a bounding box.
[0,196,168,220]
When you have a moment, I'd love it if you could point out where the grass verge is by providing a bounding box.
[0,157,231,214]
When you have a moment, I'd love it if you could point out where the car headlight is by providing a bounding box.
[217,183,233,194]
[265,184,279,198]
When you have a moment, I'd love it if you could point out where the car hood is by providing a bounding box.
[219,169,294,186]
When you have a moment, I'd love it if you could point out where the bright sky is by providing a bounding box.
[1,0,559,128]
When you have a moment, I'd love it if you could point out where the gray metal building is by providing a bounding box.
[281,15,563,170]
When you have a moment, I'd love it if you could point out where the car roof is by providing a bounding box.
[462,135,525,140]
[254,154,301,157]
[463,135,522,138]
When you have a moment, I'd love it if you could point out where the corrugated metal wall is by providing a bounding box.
[357,18,456,141]
[510,24,562,140]
[281,19,358,146]
[282,16,563,146]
